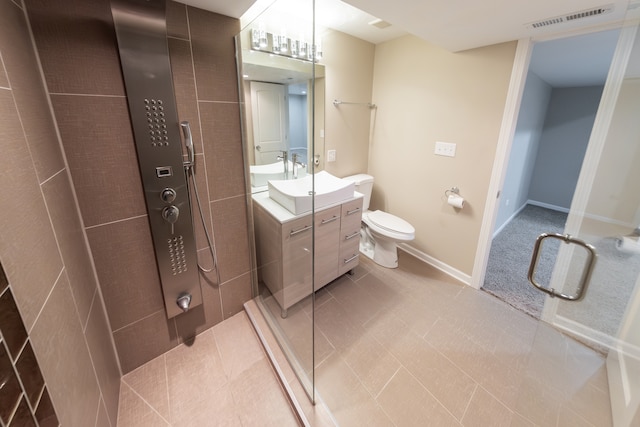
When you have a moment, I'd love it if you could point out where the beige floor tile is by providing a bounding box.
[341,331,401,398]
[461,386,512,427]
[512,374,562,427]
[164,330,228,425]
[314,297,368,353]
[325,275,385,326]
[213,312,265,381]
[229,358,299,426]
[558,406,599,427]
[315,353,394,427]
[386,332,477,420]
[377,367,461,427]
[117,382,171,427]
[121,354,170,421]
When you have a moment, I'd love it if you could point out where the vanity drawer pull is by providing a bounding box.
[344,254,359,264]
[346,207,361,215]
[290,225,312,236]
[321,215,339,225]
[345,231,360,240]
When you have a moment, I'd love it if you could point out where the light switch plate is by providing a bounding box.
[435,141,456,157]
[327,149,336,162]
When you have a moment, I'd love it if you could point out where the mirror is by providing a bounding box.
[236,6,325,192]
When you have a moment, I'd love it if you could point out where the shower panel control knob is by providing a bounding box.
[160,188,176,203]
[162,205,179,223]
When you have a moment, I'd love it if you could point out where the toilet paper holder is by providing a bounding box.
[444,187,460,197]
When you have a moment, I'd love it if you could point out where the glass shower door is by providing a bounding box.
[513,11,640,425]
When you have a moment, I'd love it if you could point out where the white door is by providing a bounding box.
[250,81,288,165]
[515,16,640,426]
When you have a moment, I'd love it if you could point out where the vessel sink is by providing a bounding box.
[268,171,355,214]
[250,161,307,187]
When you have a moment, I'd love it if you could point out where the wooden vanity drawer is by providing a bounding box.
[338,238,360,276]
[341,198,363,232]
[314,206,340,288]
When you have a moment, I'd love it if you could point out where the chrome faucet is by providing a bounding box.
[276,150,288,178]
[292,153,306,179]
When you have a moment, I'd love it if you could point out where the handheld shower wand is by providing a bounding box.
[180,121,194,170]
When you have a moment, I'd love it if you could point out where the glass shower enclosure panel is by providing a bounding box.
[237,0,319,401]
[514,12,640,425]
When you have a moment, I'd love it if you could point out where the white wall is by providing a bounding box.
[528,85,604,209]
[495,72,551,231]
[321,29,375,178]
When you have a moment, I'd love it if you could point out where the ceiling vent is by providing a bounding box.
[527,4,614,29]
[369,18,392,29]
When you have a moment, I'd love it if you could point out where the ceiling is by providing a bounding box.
[178,0,636,87]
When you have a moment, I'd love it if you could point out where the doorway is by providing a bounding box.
[478,13,640,424]
[482,29,619,321]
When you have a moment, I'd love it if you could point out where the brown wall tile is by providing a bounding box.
[52,94,147,227]
[25,0,125,96]
[30,273,101,427]
[0,89,62,330]
[211,196,251,284]
[16,341,45,407]
[0,288,28,360]
[0,1,64,182]
[200,101,246,200]
[188,7,240,103]
[188,155,214,251]
[113,310,178,373]
[42,172,98,328]
[220,272,252,319]
[85,298,122,426]
[86,216,165,331]
[167,0,189,40]
[169,37,203,156]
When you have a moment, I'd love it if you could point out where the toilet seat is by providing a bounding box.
[363,210,415,241]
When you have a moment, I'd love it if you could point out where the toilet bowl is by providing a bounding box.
[342,174,415,268]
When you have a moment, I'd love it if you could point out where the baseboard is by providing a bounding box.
[398,243,472,286]
[528,199,637,229]
[492,202,528,239]
[526,199,570,213]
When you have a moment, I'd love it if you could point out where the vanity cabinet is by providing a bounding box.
[253,196,363,316]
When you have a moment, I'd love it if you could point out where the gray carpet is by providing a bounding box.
[483,204,567,319]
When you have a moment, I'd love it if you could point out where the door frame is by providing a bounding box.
[471,21,632,293]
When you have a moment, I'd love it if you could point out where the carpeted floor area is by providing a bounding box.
[482,204,567,318]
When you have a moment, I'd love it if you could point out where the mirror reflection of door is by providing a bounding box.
[250,81,288,165]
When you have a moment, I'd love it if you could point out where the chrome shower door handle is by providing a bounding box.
[527,233,597,301]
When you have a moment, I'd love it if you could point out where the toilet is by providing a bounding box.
[342,174,415,268]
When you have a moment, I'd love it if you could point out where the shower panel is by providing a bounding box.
[111,0,202,318]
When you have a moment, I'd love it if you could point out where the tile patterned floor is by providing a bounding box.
[118,249,613,426]
[116,312,299,427]
[265,250,613,426]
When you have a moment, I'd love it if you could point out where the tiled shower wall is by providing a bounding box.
[0,0,121,426]
[24,0,252,375]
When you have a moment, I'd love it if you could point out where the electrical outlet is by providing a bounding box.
[434,141,456,157]
[327,149,336,162]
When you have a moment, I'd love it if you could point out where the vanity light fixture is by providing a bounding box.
[279,33,288,53]
[299,41,307,58]
[259,30,268,48]
[250,28,322,63]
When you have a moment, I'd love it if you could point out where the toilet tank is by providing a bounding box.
[342,174,374,211]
